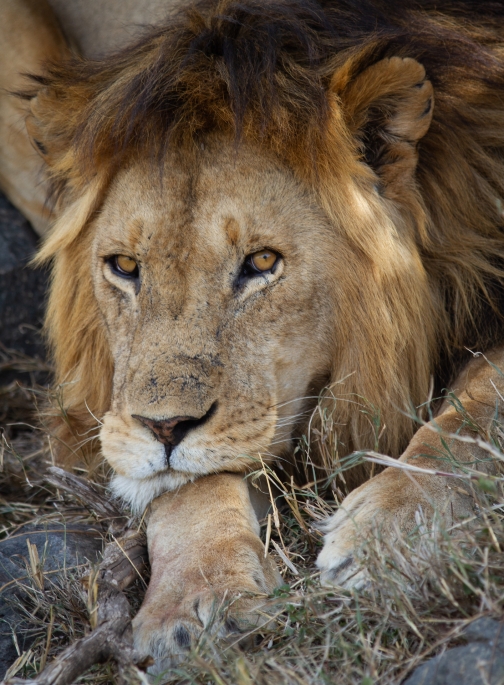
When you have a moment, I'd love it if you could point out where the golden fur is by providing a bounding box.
[4,0,504,668]
[26,0,504,471]
[0,0,68,234]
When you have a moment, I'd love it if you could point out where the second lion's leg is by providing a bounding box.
[133,473,281,673]
[317,347,504,588]
[0,0,69,234]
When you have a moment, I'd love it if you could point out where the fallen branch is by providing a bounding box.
[45,466,124,522]
[100,530,149,592]
[3,530,149,685]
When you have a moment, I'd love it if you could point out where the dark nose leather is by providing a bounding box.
[132,402,217,449]
[133,414,193,447]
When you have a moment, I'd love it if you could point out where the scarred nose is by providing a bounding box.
[132,401,217,462]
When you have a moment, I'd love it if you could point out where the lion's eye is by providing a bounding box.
[240,249,280,282]
[251,250,277,271]
[109,255,139,278]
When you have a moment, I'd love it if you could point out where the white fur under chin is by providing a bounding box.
[110,471,195,513]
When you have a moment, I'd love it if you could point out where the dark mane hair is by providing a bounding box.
[30,1,504,176]
[34,0,504,344]
[29,0,504,464]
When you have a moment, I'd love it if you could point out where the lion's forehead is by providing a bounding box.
[94,140,328,261]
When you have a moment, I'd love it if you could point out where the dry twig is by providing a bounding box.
[44,467,123,522]
[2,530,148,685]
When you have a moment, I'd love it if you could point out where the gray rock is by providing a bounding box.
[0,197,37,276]
[0,523,104,679]
[0,522,104,572]
[0,191,47,366]
[404,617,504,685]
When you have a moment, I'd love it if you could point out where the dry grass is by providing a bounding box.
[1,352,504,684]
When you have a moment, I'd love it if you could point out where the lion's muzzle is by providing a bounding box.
[132,402,217,461]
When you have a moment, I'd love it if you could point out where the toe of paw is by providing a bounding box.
[223,616,241,635]
[173,623,193,650]
[319,557,370,590]
[133,618,201,674]
[319,555,355,587]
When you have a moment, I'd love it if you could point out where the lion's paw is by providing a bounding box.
[316,506,372,590]
[316,467,429,589]
[133,588,257,675]
[133,546,281,675]
[316,495,373,590]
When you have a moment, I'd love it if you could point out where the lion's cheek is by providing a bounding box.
[100,411,167,479]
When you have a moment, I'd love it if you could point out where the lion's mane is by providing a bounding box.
[29,0,504,469]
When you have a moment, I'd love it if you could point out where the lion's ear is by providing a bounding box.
[332,57,433,195]
[26,86,80,198]
[27,87,109,264]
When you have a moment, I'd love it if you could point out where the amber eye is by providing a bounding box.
[109,255,139,278]
[237,248,280,287]
[250,250,277,272]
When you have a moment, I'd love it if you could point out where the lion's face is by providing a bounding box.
[94,139,338,509]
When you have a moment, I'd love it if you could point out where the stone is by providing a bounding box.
[403,617,504,685]
[0,523,104,679]
[0,191,47,372]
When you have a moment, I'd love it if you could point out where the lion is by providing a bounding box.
[3,0,504,671]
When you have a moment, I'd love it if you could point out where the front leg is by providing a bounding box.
[133,473,281,674]
[317,348,504,588]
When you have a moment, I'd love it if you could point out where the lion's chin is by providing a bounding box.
[110,471,195,513]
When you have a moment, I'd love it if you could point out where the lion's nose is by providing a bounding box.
[132,402,217,457]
